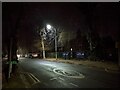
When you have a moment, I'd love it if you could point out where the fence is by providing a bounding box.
[46,51,88,60]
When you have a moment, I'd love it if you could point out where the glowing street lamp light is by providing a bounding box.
[47,24,52,29]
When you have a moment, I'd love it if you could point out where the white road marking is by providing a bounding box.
[58,77,65,81]
[53,68,85,79]
[27,72,40,86]
[32,82,41,86]
[69,83,79,87]
[50,77,57,80]
[29,73,40,83]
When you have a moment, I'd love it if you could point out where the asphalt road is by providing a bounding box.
[19,58,120,88]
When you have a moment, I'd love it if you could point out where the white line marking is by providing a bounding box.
[53,68,85,79]
[20,72,41,86]
[27,73,40,86]
[50,77,57,80]
[29,73,40,82]
[32,82,41,86]
[58,77,65,81]
[69,83,79,87]
[27,74,37,84]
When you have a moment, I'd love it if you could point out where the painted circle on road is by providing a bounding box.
[53,68,85,79]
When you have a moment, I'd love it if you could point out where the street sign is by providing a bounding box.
[6,61,18,64]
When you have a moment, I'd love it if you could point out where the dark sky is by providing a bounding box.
[2,2,120,50]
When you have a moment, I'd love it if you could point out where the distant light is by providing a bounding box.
[25,54,28,57]
[32,54,38,57]
[82,53,84,56]
[71,48,72,51]
[17,54,20,60]
[47,24,52,29]
[17,54,20,58]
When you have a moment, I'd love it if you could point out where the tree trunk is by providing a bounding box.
[41,38,45,59]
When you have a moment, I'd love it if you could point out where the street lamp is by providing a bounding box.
[46,24,57,60]
[47,24,52,29]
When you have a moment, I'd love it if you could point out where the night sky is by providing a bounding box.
[2,2,120,51]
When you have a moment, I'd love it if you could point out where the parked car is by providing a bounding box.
[28,54,33,58]
[28,53,38,58]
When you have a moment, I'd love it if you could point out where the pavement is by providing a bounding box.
[2,57,31,88]
[2,58,120,88]
[2,66,31,88]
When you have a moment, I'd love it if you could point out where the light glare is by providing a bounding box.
[47,24,52,29]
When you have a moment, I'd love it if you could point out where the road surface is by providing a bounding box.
[19,58,120,88]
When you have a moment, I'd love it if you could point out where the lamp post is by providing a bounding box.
[46,24,57,60]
